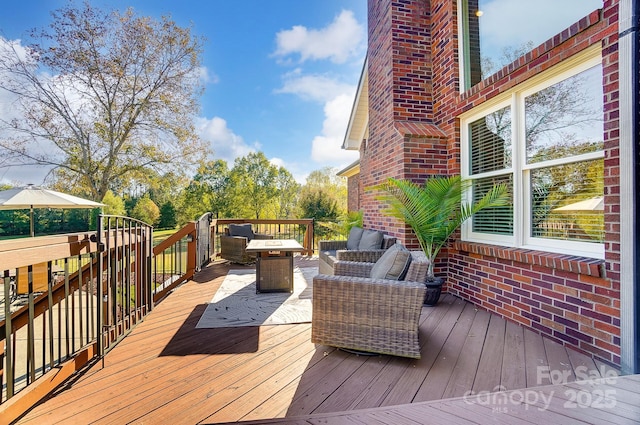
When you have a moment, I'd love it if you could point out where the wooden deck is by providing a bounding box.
[15,256,631,424]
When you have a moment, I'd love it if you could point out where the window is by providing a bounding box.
[459,0,603,90]
[461,52,604,258]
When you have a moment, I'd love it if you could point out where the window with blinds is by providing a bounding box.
[469,107,511,174]
[461,52,604,259]
[472,176,513,235]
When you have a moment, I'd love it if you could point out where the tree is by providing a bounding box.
[194,159,230,218]
[227,152,278,219]
[0,2,208,201]
[101,190,126,216]
[175,159,229,223]
[273,167,299,218]
[299,190,339,238]
[131,195,160,225]
[157,201,178,229]
[301,167,348,213]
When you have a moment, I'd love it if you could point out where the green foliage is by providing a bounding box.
[299,190,339,238]
[301,167,348,214]
[227,152,279,219]
[195,160,230,218]
[373,176,509,279]
[273,167,300,218]
[101,190,126,216]
[157,201,178,229]
[341,210,363,236]
[318,210,363,239]
[176,159,230,224]
[131,195,160,226]
[0,208,96,238]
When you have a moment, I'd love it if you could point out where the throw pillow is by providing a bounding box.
[346,226,364,250]
[358,229,384,250]
[370,243,412,280]
[404,251,429,282]
[228,223,254,241]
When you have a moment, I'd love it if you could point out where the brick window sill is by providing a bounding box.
[453,241,606,278]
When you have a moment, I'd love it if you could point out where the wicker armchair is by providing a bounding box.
[312,255,428,359]
[219,226,273,264]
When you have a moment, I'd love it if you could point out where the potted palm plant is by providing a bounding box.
[373,175,509,305]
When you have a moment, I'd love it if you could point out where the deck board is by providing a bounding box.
[523,327,549,387]
[501,320,527,391]
[15,257,631,425]
[380,294,466,406]
[471,313,505,393]
[441,308,490,399]
[413,301,477,402]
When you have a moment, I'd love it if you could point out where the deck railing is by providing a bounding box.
[0,215,312,422]
[213,218,315,256]
[0,215,204,422]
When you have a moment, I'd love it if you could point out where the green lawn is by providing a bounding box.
[153,228,179,246]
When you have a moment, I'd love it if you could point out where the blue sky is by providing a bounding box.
[0,0,367,184]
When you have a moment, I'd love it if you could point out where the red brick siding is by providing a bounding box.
[364,0,621,366]
[363,0,402,230]
[449,244,620,365]
[346,174,360,212]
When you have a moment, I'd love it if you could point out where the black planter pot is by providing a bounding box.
[424,277,444,306]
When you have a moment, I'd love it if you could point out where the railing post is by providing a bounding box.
[186,224,197,281]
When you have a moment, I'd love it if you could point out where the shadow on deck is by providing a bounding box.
[16,256,632,425]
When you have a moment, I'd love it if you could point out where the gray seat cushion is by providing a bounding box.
[228,223,254,241]
[319,249,337,267]
[346,226,364,250]
[370,244,412,280]
[358,229,384,250]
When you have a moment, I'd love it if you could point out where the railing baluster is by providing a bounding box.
[84,260,90,345]
[64,258,70,357]
[57,287,62,364]
[71,277,76,355]
[47,261,54,372]
[27,265,35,385]
[3,271,14,400]
[78,266,84,349]
[89,253,95,341]
[40,311,45,377]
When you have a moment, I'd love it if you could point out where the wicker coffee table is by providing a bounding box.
[246,239,304,293]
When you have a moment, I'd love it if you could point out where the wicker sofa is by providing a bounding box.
[219,223,273,264]
[318,227,396,275]
[312,251,429,359]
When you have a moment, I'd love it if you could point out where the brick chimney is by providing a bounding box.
[362,0,449,240]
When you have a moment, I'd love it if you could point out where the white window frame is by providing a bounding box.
[460,47,604,259]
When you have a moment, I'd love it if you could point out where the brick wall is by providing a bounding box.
[364,0,621,366]
[346,174,360,212]
[364,0,449,237]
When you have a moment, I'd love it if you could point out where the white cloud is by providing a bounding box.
[269,157,285,168]
[274,72,360,170]
[196,116,259,163]
[273,10,364,64]
[198,66,219,85]
[274,68,360,169]
[276,70,355,103]
[311,94,359,165]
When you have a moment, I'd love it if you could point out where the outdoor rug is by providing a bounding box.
[196,267,317,328]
